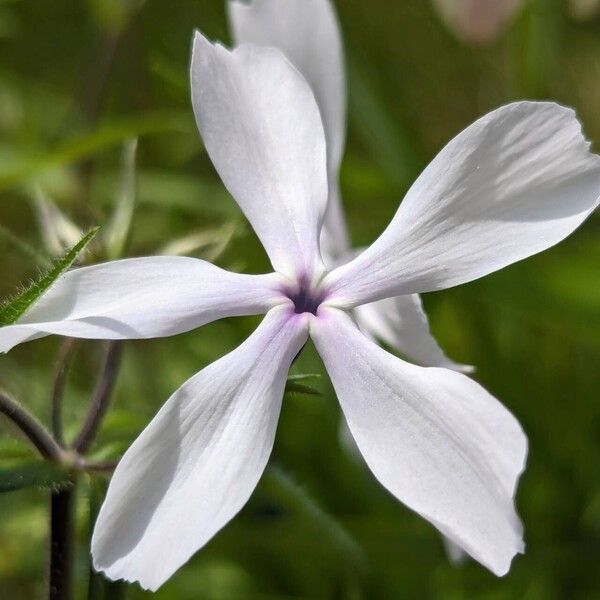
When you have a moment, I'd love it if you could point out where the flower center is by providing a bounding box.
[283,276,326,316]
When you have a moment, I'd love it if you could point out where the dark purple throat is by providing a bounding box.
[283,275,327,316]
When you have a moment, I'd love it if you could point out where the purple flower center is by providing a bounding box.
[283,275,327,316]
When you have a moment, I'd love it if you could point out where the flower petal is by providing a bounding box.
[432,0,525,45]
[311,308,527,576]
[191,30,329,279]
[324,102,600,307]
[92,305,309,590]
[0,257,282,353]
[320,182,351,266]
[227,0,350,263]
[354,294,472,372]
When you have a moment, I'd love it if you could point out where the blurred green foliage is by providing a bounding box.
[0,0,599,598]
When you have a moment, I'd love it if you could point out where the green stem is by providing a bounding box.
[49,483,76,600]
[73,341,123,453]
[51,338,78,446]
[0,391,65,461]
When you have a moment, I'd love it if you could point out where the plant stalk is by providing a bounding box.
[0,391,65,461]
[49,483,76,600]
[73,341,123,453]
[52,338,78,446]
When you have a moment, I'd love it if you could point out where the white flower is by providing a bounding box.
[432,0,526,45]
[228,0,471,374]
[228,0,471,564]
[1,27,599,593]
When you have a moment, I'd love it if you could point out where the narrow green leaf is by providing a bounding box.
[0,459,71,492]
[284,382,322,397]
[105,138,137,259]
[286,373,322,383]
[0,438,34,460]
[0,227,99,326]
[285,373,322,397]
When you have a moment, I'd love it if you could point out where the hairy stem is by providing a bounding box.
[0,391,65,461]
[51,338,78,446]
[49,483,76,600]
[73,341,123,453]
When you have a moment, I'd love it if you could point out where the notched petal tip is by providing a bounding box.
[90,556,166,593]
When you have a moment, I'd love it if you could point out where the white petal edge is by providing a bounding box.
[191,30,329,279]
[354,294,473,372]
[227,0,351,264]
[338,417,470,566]
[0,257,284,353]
[311,307,527,576]
[323,102,600,307]
[92,305,309,590]
[320,181,351,266]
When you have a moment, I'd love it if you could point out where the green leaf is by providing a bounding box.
[0,227,99,326]
[286,373,322,383]
[0,459,71,492]
[0,438,34,460]
[105,139,137,259]
[285,373,322,397]
[0,111,192,192]
[284,382,322,397]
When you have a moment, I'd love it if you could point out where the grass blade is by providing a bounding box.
[285,373,322,398]
[105,139,137,259]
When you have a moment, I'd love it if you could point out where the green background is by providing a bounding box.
[0,0,599,598]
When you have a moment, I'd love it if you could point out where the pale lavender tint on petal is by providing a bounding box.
[311,307,527,576]
[354,294,473,373]
[190,31,329,280]
[324,102,600,308]
[92,305,309,590]
[228,0,351,263]
[0,257,284,353]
